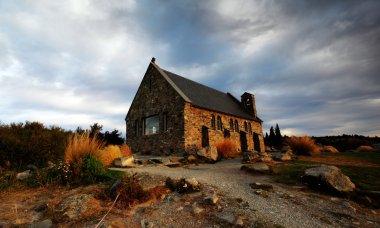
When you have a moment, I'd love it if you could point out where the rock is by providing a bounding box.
[242,151,259,163]
[271,152,292,161]
[204,192,219,205]
[114,155,135,167]
[56,194,93,219]
[32,203,48,212]
[241,163,271,174]
[302,165,356,194]
[257,152,273,162]
[176,206,184,211]
[165,177,202,193]
[141,220,154,228]
[250,182,274,191]
[165,162,181,168]
[197,146,218,162]
[193,206,204,215]
[187,154,197,162]
[16,170,31,180]
[169,156,184,163]
[29,219,52,228]
[27,164,38,171]
[216,211,235,224]
[235,216,244,226]
[254,190,269,198]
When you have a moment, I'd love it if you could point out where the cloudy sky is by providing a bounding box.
[1,0,379,136]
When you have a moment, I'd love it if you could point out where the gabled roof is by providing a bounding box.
[151,62,262,122]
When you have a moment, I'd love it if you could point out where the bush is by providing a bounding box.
[216,138,238,158]
[0,121,69,168]
[95,145,122,167]
[120,144,132,157]
[65,132,105,167]
[356,145,374,152]
[323,145,339,153]
[285,136,321,156]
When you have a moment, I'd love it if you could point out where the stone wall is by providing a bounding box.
[126,63,185,154]
[184,103,265,153]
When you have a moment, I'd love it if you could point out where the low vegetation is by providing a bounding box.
[323,145,339,153]
[285,136,321,155]
[216,138,238,158]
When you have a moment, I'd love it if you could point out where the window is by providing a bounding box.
[217,116,222,130]
[135,119,139,136]
[234,120,239,132]
[211,115,216,129]
[163,112,168,132]
[244,122,248,132]
[229,119,234,130]
[248,123,252,134]
[144,115,159,135]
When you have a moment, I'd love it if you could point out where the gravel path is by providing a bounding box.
[112,158,379,228]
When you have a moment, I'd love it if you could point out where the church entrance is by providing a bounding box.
[240,131,248,152]
[201,126,209,147]
[253,133,261,152]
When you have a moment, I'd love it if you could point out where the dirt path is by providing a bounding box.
[113,158,380,228]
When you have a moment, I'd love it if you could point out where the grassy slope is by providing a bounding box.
[272,151,380,191]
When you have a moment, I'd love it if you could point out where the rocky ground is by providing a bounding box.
[1,157,379,227]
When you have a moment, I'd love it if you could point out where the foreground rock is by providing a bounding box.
[56,194,94,219]
[271,152,292,161]
[166,177,202,193]
[302,165,355,194]
[16,170,31,180]
[241,163,271,174]
[197,146,218,162]
[114,155,135,167]
[242,151,259,163]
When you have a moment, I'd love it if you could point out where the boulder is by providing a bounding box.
[241,163,271,174]
[197,146,218,162]
[257,152,273,162]
[271,152,292,161]
[16,170,31,180]
[302,165,355,194]
[56,194,93,219]
[242,151,259,163]
[114,155,135,167]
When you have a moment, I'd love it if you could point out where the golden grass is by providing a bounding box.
[65,132,105,166]
[120,144,132,157]
[323,145,339,153]
[95,145,122,167]
[285,136,321,156]
[216,138,238,158]
[356,145,374,152]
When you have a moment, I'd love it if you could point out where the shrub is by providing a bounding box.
[95,145,122,167]
[285,136,321,156]
[323,145,339,153]
[356,145,374,152]
[216,138,238,158]
[65,132,105,167]
[120,144,132,157]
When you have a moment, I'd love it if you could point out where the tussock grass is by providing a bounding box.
[285,136,321,156]
[216,138,238,158]
[95,145,122,167]
[65,132,105,166]
[120,144,132,157]
[356,145,374,152]
[323,145,339,153]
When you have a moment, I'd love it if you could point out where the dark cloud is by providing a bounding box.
[0,0,379,136]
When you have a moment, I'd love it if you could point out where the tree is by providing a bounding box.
[264,132,269,146]
[104,129,124,145]
[269,126,275,148]
[90,123,104,140]
[274,123,283,148]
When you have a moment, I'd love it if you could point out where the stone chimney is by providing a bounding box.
[241,92,257,118]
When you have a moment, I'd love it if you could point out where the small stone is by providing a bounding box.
[16,170,31,180]
[184,202,190,206]
[204,192,219,205]
[216,212,235,224]
[33,203,48,212]
[29,219,52,228]
[187,155,197,162]
[250,182,273,191]
[241,163,271,174]
[235,217,244,226]
[254,190,269,198]
[193,207,204,215]
[177,206,184,211]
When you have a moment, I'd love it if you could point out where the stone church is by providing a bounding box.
[125,58,265,155]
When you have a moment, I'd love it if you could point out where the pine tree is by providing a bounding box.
[269,126,275,148]
[275,123,283,148]
[264,132,269,146]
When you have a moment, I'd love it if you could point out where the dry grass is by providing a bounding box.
[95,145,122,167]
[285,136,321,156]
[120,144,132,157]
[216,138,238,158]
[323,145,339,153]
[356,145,374,152]
[65,132,105,166]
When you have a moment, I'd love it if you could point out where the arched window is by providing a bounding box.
[234,120,239,132]
[211,115,216,129]
[217,116,222,130]
[229,119,234,130]
[248,123,252,134]
[244,121,248,132]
